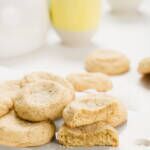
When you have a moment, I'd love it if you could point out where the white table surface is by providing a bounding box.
[0,1,149,150]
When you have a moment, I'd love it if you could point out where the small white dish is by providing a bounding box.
[56,30,96,47]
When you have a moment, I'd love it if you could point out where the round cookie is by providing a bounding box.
[14,81,72,121]
[0,80,21,117]
[138,57,150,74]
[66,72,112,92]
[21,72,75,103]
[63,94,117,128]
[57,122,119,147]
[63,94,127,128]
[0,111,55,147]
[85,50,130,75]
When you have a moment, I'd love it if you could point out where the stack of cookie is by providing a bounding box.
[56,65,127,147]
[0,72,75,147]
[57,94,127,147]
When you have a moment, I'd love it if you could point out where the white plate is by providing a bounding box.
[0,111,149,150]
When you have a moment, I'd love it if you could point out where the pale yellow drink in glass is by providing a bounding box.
[50,0,101,46]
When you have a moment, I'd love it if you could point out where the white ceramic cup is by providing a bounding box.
[108,0,142,13]
[0,0,49,57]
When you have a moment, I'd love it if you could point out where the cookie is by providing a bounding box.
[56,122,119,147]
[0,80,21,117]
[14,81,72,122]
[63,94,121,128]
[0,111,55,147]
[85,50,130,75]
[138,57,150,74]
[66,72,112,92]
[21,72,75,102]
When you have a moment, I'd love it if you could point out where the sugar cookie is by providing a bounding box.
[66,72,112,92]
[14,81,71,121]
[85,50,130,75]
[21,72,75,102]
[63,94,120,128]
[0,111,55,147]
[56,122,119,147]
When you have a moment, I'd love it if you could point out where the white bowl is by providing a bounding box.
[108,0,142,12]
[56,30,96,47]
